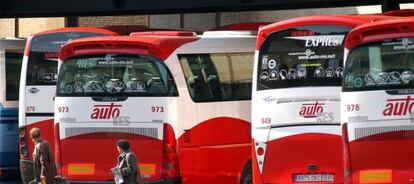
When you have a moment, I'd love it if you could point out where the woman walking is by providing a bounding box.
[116,139,144,184]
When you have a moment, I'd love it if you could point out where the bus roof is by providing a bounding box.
[345,17,414,50]
[31,27,118,37]
[256,14,393,49]
[0,38,26,50]
[208,22,271,31]
[382,9,414,17]
[59,34,199,61]
[24,27,118,55]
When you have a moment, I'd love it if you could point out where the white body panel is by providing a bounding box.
[56,97,178,140]
[24,86,55,114]
[252,87,341,142]
[342,91,414,141]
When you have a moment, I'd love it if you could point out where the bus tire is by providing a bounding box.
[240,163,252,184]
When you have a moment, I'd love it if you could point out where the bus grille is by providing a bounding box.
[355,125,414,142]
[65,127,159,139]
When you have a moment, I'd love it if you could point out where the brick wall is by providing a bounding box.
[78,15,149,27]
[18,18,65,37]
[1,3,414,38]
[0,19,16,38]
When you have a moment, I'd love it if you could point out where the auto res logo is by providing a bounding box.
[383,96,414,116]
[91,103,122,119]
[299,102,324,118]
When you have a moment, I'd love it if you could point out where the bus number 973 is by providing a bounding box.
[151,106,164,113]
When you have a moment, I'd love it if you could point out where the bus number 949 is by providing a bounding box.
[261,118,271,124]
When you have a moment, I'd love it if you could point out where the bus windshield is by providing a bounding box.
[344,37,414,92]
[26,31,109,86]
[57,54,178,97]
[257,25,351,90]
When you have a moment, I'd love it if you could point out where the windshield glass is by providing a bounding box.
[26,31,109,86]
[57,54,178,97]
[344,38,414,91]
[257,25,351,90]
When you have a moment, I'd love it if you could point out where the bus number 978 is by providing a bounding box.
[346,104,360,112]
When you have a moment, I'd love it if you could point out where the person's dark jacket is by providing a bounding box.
[33,139,57,184]
[117,150,143,184]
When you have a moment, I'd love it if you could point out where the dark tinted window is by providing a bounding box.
[257,25,352,90]
[179,53,254,102]
[57,54,178,97]
[344,38,414,91]
[26,52,58,85]
[6,52,23,100]
[30,32,107,52]
[26,31,109,86]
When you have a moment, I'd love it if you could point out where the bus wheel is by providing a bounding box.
[240,163,252,184]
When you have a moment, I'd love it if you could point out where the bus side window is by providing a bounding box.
[5,52,23,101]
[184,56,214,101]
[179,53,253,102]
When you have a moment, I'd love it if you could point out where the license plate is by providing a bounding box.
[294,174,334,182]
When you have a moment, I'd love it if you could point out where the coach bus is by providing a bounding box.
[342,18,414,184]
[55,29,258,184]
[0,38,25,183]
[18,27,117,184]
[251,15,391,184]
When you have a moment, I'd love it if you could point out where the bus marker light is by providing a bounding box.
[19,128,26,137]
[68,163,95,175]
[257,147,264,156]
[139,164,156,175]
[359,169,392,183]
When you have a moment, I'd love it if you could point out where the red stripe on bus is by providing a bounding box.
[260,133,343,184]
[349,130,414,183]
[59,132,163,182]
[177,117,251,184]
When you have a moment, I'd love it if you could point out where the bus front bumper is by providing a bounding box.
[59,177,181,184]
[0,165,21,182]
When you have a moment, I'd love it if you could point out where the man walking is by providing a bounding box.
[29,128,57,184]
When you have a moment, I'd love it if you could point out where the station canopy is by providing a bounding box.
[0,0,411,18]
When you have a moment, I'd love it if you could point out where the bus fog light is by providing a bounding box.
[68,163,95,176]
[359,169,392,183]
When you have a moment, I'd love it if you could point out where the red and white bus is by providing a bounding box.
[342,18,414,184]
[251,15,391,184]
[18,27,117,184]
[55,29,258,183]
